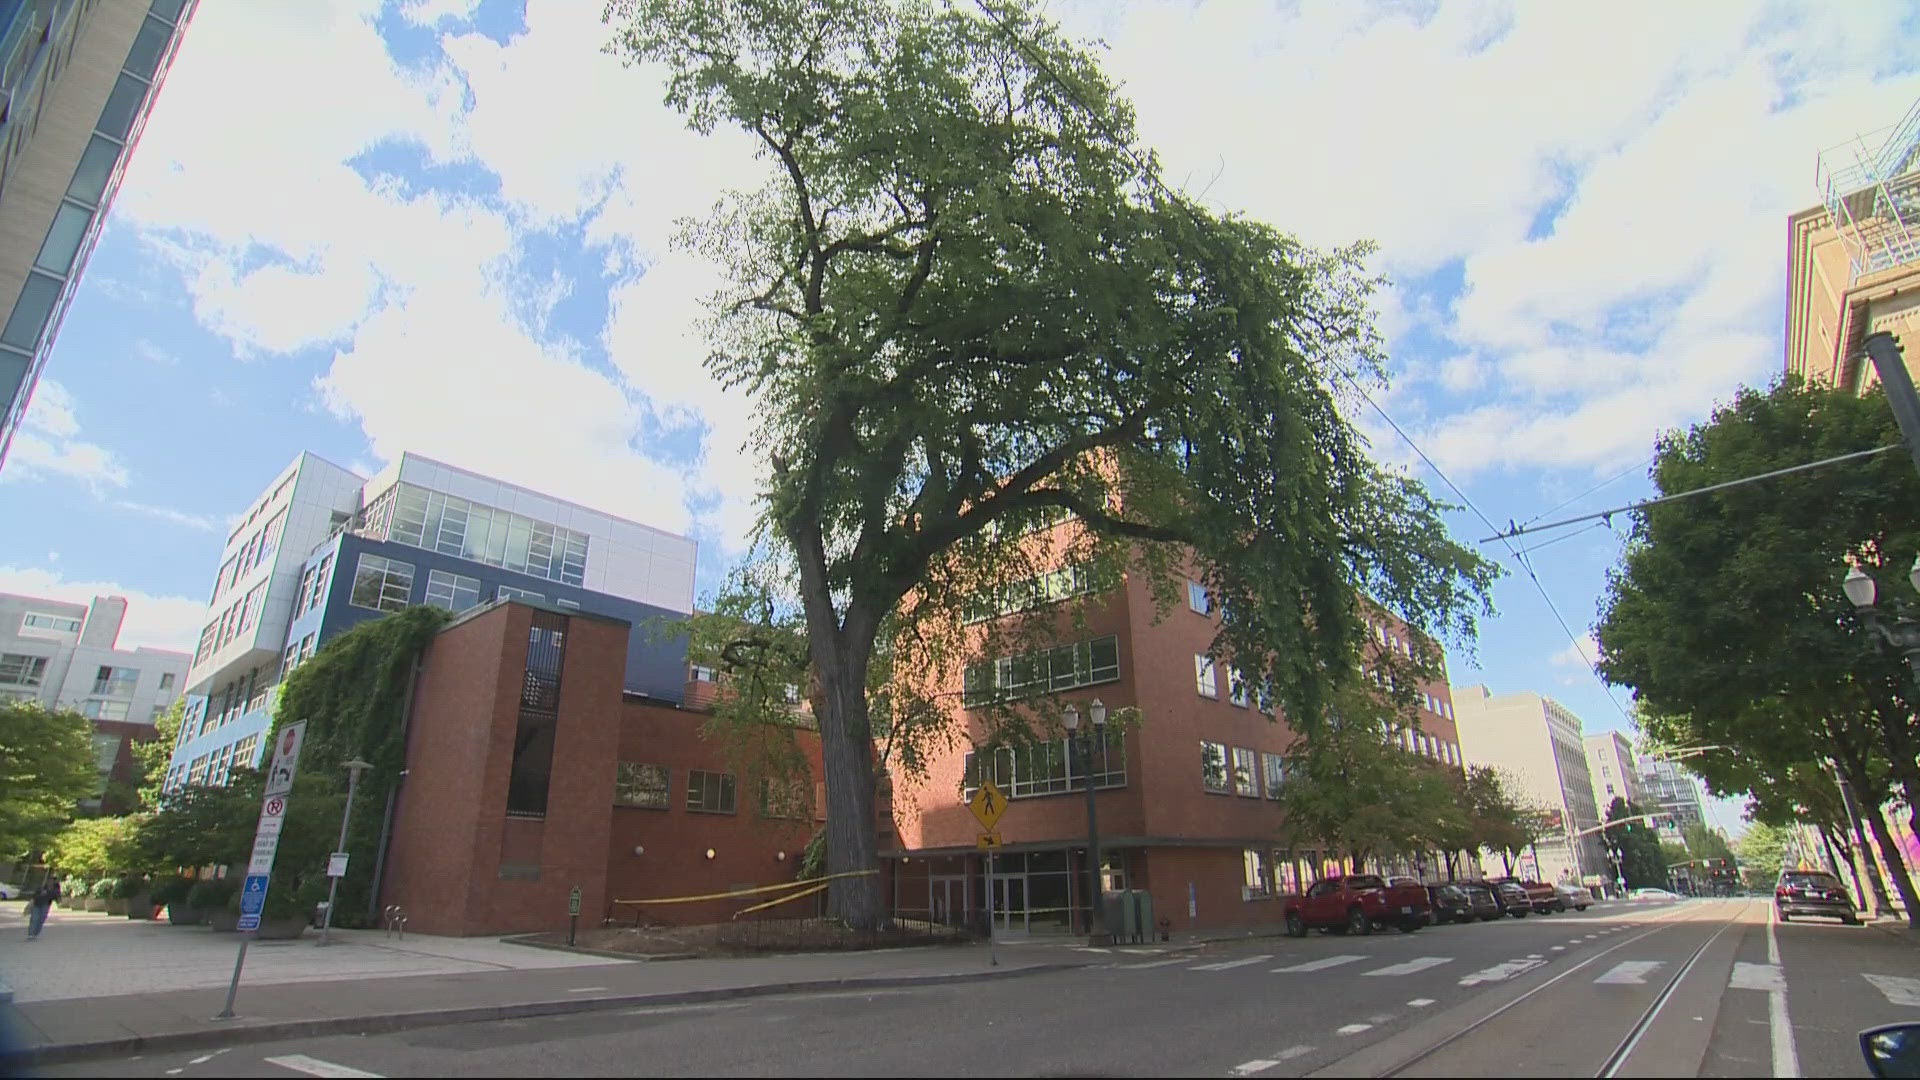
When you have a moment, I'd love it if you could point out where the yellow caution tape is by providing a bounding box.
[611,868,877,906]
[732,881,829,917]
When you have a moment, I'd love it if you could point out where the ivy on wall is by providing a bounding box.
[272,605,449,926]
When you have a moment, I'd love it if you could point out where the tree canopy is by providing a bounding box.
[1602,797,1667,890]
[0,700,101,861]
[606,0,1497,924]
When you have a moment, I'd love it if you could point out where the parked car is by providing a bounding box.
[1629,887,1681,900]
[0,882,16,900]
[1455,881,1504,921]
[1283,874,1431,936]
[1775,869,1859,925]
[1488,879,1533,917]
[1426,884,1476,925]
[1489,876,1559,914]
[1554,883,1592,912]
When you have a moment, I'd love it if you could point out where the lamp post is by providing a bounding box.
[1836,558,1920,920]
[1063,700,1107,946]
[318,758,374,946]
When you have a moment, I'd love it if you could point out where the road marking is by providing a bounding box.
[1192,954,1273,971]
[1407,998,1434,1007]
[1336,1023,1373,1036]
[1865,974,1920,1006]
[1583,934,1598,940]
[566,986,609,993]
[1273,954,1366,973]
[1768,903,1800,1078]
[1363,957,1450,977]
[1729,962,1785,992]
[189,1050,230,1065]
[1568,938,1585,944]
[1551,946,1566,951]
[1122,957,1193,969]
[1228,1060,1279,1076]
[1459,958,1544,985]
[1595,961,1663,985]
[263,1056,384,1078]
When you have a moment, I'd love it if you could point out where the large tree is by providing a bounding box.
[1602,797,1667,890]
[0,700,100,862]
[605,0,1496,924]
[1597,378,1920,925]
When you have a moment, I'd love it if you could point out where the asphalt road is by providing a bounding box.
[35,899,1920,1078]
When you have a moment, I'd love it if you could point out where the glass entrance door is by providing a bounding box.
[993,874,1028,934]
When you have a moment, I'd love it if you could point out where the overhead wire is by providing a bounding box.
[970,0,1638,724]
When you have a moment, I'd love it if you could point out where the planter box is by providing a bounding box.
[167,903,205,926]
[255,916,307,941]
[82,897,106,913]
[102,898,128,916]
[125,896,154,919]
[207,910,239,932]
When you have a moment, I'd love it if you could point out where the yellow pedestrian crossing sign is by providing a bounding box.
[976,831,1003,850]
[968,779,1008,830]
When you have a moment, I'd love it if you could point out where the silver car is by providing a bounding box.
[1553,883,1591,911]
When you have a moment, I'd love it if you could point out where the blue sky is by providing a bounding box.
[5,0,1920,834]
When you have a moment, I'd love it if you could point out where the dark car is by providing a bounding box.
[1775,869,1858,925]
[1455,881,1503,921]
[1426,884,1475,925]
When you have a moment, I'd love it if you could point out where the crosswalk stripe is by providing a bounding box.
[1363,957,1451,977]
[1273,954,1367,973]
[1865,974,1920,1006]
[1459,958,1544,985]
[1121,957,1193,969]
[1730,962,1785,991]
[1595,961,1662,985]
[1191,954,1273,971]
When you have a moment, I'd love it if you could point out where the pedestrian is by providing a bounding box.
[25,877,59,940]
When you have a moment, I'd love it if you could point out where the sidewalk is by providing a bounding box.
[0,904,1090,1067]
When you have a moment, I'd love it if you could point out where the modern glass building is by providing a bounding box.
[164,450,698,790]
[0,0,196,469]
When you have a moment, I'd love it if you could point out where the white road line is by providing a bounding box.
[1864,974,1920,1007]
[566,986,610,993]
[1568,939,1585,944]
[189,1050,229,1065]
[1408,998,1435,1007]
[1459,958,1544,985]
[1363,957,1450,977]
[1729,962,1786,992]
[1274,1046,1314,1060]
[1595,961,1662,985]
[1336,1023,1372,1036]
[1123,957,1193,969]
[1768,903,1800,1078]
[263,1055,385,1079]
[1192,954,1273,971]
[1228,1060,1279,1076]
[1273,954,1366,973]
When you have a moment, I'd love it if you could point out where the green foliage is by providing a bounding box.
[1658,840,1690,870]
[150,876,193,906]
[0,701,103,860]
[45,815,142,879]
[135,772,261,871]
[187,877,237,910]
[89,877,115,899]
[1603,797,1668,889]
[110,874,148,899]
[128,699,186,812]
[1682,822,1736,865]
[606,0,1498,923]
[1737,822,1795,887]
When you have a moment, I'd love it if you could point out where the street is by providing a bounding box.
[35,899,1920,1078]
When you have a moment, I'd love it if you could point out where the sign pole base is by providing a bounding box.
[213,936,251,1020]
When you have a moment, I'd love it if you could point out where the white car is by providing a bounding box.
[0,882,17,900]
[1629,887,1680,900]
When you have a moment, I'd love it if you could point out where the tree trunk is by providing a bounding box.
[814,634,884,930]
[1821,824,1865,901]
[1864,802,1920,929]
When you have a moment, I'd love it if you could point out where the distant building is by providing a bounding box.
[0,590,188,811]
[0,0,198,470]
[1583,730,1648,816]
[164,450,697,791]
[1449,686,1605,885]
[1636,754,1707,843]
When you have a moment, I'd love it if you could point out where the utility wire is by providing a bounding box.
[1524,454,1656,528]
[971,0,1638,724]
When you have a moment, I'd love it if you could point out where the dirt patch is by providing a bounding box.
[528,918,975,957]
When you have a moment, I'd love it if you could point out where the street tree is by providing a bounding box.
[1737,822,1796,888]
[1596,378,1920,926]
[604,0,1497,926]
[1602,797,1667,890]
[0,700,100,862]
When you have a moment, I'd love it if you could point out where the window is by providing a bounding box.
[35,201,93,275]
[1232,747,1257,796]
[760,776,812,819]
[92,665,139,697]
[67,136,121,207]
[1187,579,1210,614]
[689,665,717,683]
[81,700,131,721]
[159,672,175,692]
[349,554,415,612]
[497,585,543,603]
[1262,752,1287,799]
[1201,741,1229,792]
[2,272,60,350]
[614,763,670,809]
[687,770,737,814]
[1194,655,1218,698]
[231,733,261,770]
[21,613,81,633]
[382,483,590,587]
[237,582,267,633]
[125,14,173,80]
[0,653,48,687]
[297,553,334,616]
[961,636,1120,706]
[961,729,1125,799]
[187,754,211,786]
[424,569,483,613]
[1229,669,1249,708]
[1273,852,1303,895]
[963,563,1097,623]
[1243,849,1271,898]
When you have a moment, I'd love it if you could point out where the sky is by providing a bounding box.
[6,0,1920,836]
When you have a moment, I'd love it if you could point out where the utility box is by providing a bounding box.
[1105,891,1134,942]
[1133,890,1155,944]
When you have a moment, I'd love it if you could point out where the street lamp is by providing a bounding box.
[1063,699,1108,946]
[318,758,374,947]
[1842,556,1920,677]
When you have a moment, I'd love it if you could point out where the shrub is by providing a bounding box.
[90,877,118,899]
[110,875,149,900]
[187,877,237,910]
[150,877,193,905]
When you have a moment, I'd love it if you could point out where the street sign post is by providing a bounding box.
[568,885,582,947]
[216,721,306,1020]
[967,780,1007,832]
[975,831,1002,850]
[327,853,350,878]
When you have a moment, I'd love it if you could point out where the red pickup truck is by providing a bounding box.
[1283,874,1430,936]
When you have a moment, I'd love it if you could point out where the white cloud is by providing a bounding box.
[3,380,128,490]
[1550,633,1601,686]
[0,566,204,653]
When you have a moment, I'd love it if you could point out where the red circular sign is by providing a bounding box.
[265,796,285,817]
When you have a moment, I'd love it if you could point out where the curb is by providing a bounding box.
[2,962,1088,1068]
[1867,919,1919,948]
[497,934,697,963]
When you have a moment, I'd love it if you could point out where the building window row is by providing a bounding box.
[20,612,80,633]
[294,553,333,618]
[281,633,317,679]
[686,769,737,814]
[1187,578,1211,615]
[962,729,1125,800]
[349,554,416,613]
[1421,691,1453,719]
[1202,741,1290,798]
[91,664,139,697]
[1196,655,1272,714]
[962,563,1096,624]
[80,699,129,721]
[496,584,543,604]
[961,635,1120,706]
[198,582,268,665]
[0,652,47,687]
[370,483,590,588]
[424,569,484,614]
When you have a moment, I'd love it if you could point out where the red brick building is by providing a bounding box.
[886,558,1462,937]
[381,600,819,936]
